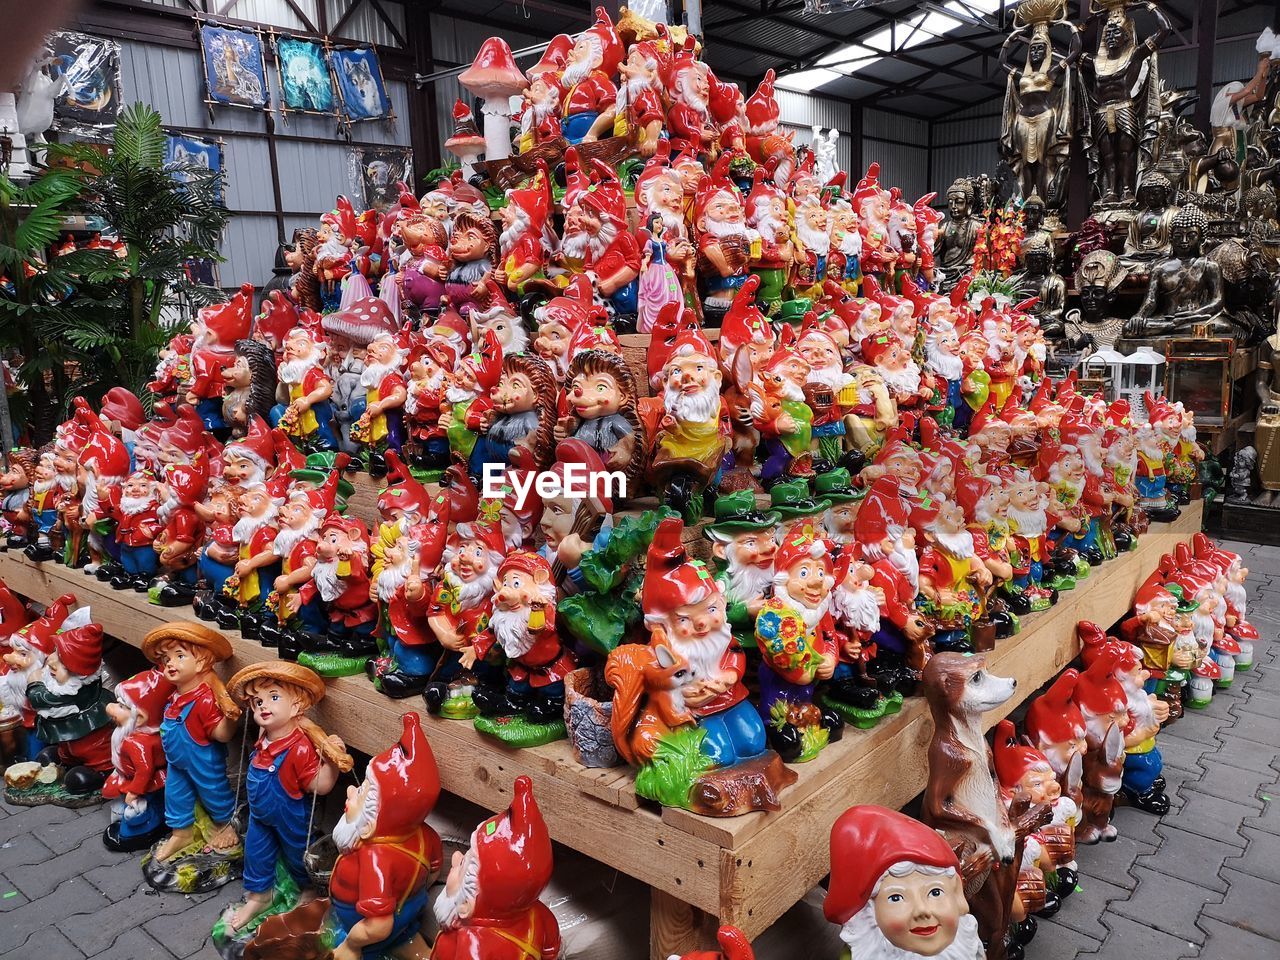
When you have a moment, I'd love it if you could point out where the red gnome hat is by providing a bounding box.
[471,775,554,920]
[1076,620,1111,668]
[0,582,29,642]
[379,450,433,521]
[225,415,276,473]
[1024,668,1086,748]
[642,516,720,627]
[825,804,959,926]
[54,622,104,677]
[992,718,1050,792]
[368,713,440,836]
[199,282,255,345]
[80,430,131,480]
[116,669,176,731]
[1071,646,1127,719]
[100,387,145,432]
[255,291,299,349]
[18,593,78,658]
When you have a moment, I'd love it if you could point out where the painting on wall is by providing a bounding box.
[199,23,269,110]
[330,46,393,122]
[349,146,413,214]
[274,35,336,115]
[165,132,224,201]
[47,31,122,138]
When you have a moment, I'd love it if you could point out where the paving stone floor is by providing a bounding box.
[1,536,1278,959]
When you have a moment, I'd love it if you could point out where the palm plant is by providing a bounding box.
[0,102,230,444]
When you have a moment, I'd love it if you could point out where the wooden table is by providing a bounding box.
[0,500,1202,958]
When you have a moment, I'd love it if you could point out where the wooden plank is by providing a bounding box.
[0,552,719,915]
[650,888,719,960]
[714,505,1204,940]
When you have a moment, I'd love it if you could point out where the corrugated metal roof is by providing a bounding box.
[325,0,406,48]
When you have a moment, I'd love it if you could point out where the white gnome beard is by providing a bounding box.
[773,582,830,631]
[751,212,785,242]
[930,528,976,559]
[1226,578,1246,612]
[703,216,751,242]
[360,357,403,389]
[119,494,157,516]
[795,217,830,254]
[500,209,531,256]
[312,558,343,603]
[808,363,850,390]
[278,355,320,385]
[111,707,139,769]
[1192,610,1215,645]
[233,508,277,545]
[445,383,479,405]
[831,582,881,632]
[890,540,920,592]
[879,361,922,396]
[332,777,379,854]
[433,849,479,931]
[839,897,984,960]
[1007,505,1047,539]
[489,605,537,658]
[927,346,963,381]
[376,558,413,603]
[273,516,322,557]
[663,379,721,424]
[724,549,774,602]
[442,564,498,610]
[0,667,30,719]
[666,621,731,679]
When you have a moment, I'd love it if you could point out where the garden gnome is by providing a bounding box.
[329,714,442,960]
[0,594,73,760]
[468,551,577,734]
[272,317,338,451]
[558,7,621,144]
[223,661,353,934]
[152,463,209,606]
[825,805,984,960]
[304,514,378,669]
[559,348,644,485]
[0,446,35,549]
[1069,648,1128,844]
[916,496,993,654]
[754,532,844,762]
[108,470,162,590]
[353,329,409,477]
[642,516,768,767]
[219,482,281,637]
[26,614,114,794]
[704,491,781,652]
[441,329,503,471]
[823,543,888,717]
[102,668,175,852]
[142,623,241,867]
[431,775,560,960]
[187,283,255,432]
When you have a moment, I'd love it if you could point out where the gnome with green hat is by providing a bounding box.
[768,479,831,541]
[814,468,864,545]
[704,491,781,652]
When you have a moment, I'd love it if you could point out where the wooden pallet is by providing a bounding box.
[0,500,1202,958]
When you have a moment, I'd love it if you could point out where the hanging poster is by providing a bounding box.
[199,23,269,110]
[47,31,122,137]
[330,47,393,122]
[274,35,337,115]
[165,132,224,202]
[349,146,413,214]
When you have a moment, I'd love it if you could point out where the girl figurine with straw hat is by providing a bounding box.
[141,622,242,890]
[219,660,353,939]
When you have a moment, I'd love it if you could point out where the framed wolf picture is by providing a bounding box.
[274,35,336,115]
[330,46,393,122]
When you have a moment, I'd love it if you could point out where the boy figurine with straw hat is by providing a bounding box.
[219,660,353,938]
[141,622,242,887]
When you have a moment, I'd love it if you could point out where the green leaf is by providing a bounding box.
[114,103,166,169]
[13,198,66,253]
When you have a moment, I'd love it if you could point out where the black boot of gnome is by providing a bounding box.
[276,629,305,662]
[1124,784,1171,816]
[1011,915,1038,945]
[990,608,1016,639]
[826,678,880,711]
[1083,545,1105,567]
[472,682,519,717]
[104,817,168,854]
[423,681,450,714]
[767,721,804,763]
[665,473,695,523]
[1035,888,1062,918]
[155,579,197,607]
[1056,867,1079,894]
[525,694,564,726]
[367,449,389,479]
[63,765,108,794]
[36,745,61,766]
[377,668,431,700]
[818,706,845,743]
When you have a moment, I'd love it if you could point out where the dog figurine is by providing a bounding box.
[923,652,1042,960]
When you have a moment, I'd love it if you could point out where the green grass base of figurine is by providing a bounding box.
[473,713,567,747]
[1028,594,1053,612]
[881,690,905,715]
[1236,662,1254,672]
[143,804,243,894]
[440,694,479,720]
[1185,696,1212,710]
[297,651,370,678]
[1074,561,1091,579]
[795,724,829,763]
[635,726,716,809]
[1215,679,1234,689]
[211,860,302,959]
[819,692,888,729]
[1007,613,1022,634]
[2,774,104,809]
[1043,574,1077,592]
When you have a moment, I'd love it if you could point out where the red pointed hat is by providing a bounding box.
[719,276,772,353]
[1071,646,1127,718]
[648,301,694,387]
[853,475,912,550]
[506,161,552,227]
[13,593,76,657]
[775,531,832,575]
[224,415,275,471]
[407,492,451,572]
[115,669,176,730]
[568,320,621,357]
[367,713,440,835]
[992,718,1052,791]
[583,6,624,77]
[1024,668,1086,747]
[642,516,720,624]
[272,428,308,476]
[0,582,29,640]
[100,387,145,431]
[454,519,508,558]
[79,429,130,479]
[471,775,553,919]
[199,282,255,344]
[527,33,572,79]
[825,805,959,925]
[255,291,299,347]
[378,451,433,521]
[744,68,778,134]
[462,328,504,392]
[53,621,104,677]
[1076,620,1111,667]
[547,438,613,512]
